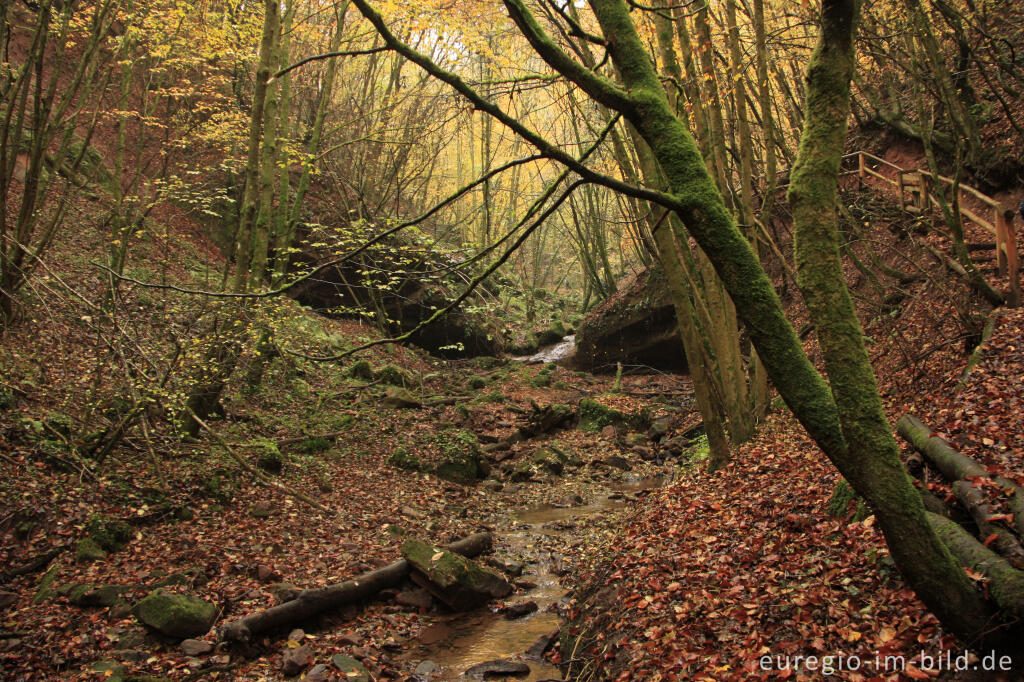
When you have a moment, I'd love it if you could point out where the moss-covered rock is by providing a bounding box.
[530,373,552,388]
[578,398,626,432]
[34,563,60,603]
[133,590,217,639]
[332,654,370,681]
[432,429,483,484]
[375,364,416,387]
[346,360,374,381]
[388,448,423,471]
[401,538,512,610]
[66,583,128,608]
[76,537,107,563]
[466,375,489,390]
[85,516,133,554]
[248,437,285,473]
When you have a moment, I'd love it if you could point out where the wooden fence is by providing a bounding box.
[849,151,1020,306]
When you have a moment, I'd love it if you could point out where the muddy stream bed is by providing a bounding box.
[400,475,667,680]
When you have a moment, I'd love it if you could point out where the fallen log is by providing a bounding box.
[220,533,492,643]
[953,481,1024,569]
[898,415,1024,538]
[928,512,1024,621]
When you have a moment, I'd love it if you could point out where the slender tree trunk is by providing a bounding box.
[787,0,1001,647]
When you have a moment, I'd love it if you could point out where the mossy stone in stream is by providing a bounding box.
[400,538,511,610]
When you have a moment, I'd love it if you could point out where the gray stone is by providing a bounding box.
[395,589,433,610]
[282,644,314,676]
[414,659,440,678]
[332,654,370,682]
[180,639,213,656]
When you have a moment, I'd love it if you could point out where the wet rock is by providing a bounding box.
[625,433,647,447]
[464,658,531,679]
[395,589,433,610]
[502,600,538,619]
[401,538,512,610]
[414,659,440,678]
[282,644,314,676]
[287,628,305,642]
[574,266,687,371]
[525,628,560,660]
[180,639,213,656]
[332,653,370,681]
[132,590,217,639]
[514,579,538,591]
[632,446,654,460]
[487,557,525,577]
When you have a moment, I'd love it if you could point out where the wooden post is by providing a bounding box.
[917,172,930,211]
[896,172,905,210]
[1004,209,1020,307]
[996,208,1009,276]
[858,151,866,180]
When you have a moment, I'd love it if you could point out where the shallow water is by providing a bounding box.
[402,476,666,680]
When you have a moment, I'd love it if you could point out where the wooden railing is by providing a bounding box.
[848,151,1020,305]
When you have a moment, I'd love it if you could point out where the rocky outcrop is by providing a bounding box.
[574,267,687,372]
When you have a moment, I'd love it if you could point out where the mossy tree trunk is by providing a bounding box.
[787,0,1001,646]
[499,0,1005,645]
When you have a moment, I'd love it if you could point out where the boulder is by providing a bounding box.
[133,591,217,639]
[574,266,687,372]
[401,538,512,610]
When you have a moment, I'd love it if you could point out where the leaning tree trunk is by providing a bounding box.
[787,0,999,645]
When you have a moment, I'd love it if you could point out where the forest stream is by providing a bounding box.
[400,475,668,680]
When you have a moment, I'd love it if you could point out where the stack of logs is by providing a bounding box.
[898,415,1024,621]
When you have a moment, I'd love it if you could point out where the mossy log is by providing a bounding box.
[898,414,1024,538]
[928,512,1024,622]
[220,533,492,643]
[953,481,1024,568]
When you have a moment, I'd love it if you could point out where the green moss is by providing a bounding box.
[34,563,61,603]
[466,375,489,390]
[432,429,482,484]
[388,448,423,471]
[133,590,217,638]
[252,437,284,473]
[578,398,626,432]
[346,360,374,381]
[375,364,415,387]
[75,537,107,563]
[530,373,552,388]
[482,391,505,403]
[86,516,133,553]
[552,381,569,391]
[0,386,15,411]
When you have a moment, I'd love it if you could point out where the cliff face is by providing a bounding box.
[574,267,687,373]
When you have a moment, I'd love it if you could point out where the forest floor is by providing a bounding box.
[2,177,1024,682]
